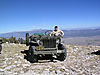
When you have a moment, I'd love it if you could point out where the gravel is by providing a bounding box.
[0,43,100,75]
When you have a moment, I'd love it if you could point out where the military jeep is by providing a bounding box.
[26,31,67,63]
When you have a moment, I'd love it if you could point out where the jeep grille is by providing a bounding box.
[41,36,56,48]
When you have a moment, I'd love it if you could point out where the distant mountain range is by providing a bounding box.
[0,28,100,39]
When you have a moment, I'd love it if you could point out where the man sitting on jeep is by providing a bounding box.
[50,26,64,38]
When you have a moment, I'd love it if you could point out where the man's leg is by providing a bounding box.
[59,38,61,43]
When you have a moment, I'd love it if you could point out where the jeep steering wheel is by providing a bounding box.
[45,30,52,36]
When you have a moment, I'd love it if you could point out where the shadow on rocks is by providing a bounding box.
[21,50,31,62]
[88,50,100,55]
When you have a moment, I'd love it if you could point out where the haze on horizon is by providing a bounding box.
[0,0,100,34]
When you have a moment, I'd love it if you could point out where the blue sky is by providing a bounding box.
[0,0,100,33]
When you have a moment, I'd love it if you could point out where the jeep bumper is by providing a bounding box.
[34,50,65,55]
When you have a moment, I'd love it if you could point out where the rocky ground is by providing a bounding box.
[0,43,100,75]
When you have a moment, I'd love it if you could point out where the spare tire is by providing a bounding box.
[26,33,30,46]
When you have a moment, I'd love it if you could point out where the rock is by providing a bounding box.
[22,64,30,68]
[5,65,16,70]
[20,71,24,74]
[0,69,5,72]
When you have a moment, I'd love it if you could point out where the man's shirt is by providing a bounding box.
[50,30,64,37]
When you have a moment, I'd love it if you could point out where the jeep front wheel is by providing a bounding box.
[57,48,67,61]
[28,46,38,63]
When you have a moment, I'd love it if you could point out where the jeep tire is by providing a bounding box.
[57,44,67,61]
[28,46,38,63]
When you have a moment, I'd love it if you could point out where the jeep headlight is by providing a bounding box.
[39,40,43,45]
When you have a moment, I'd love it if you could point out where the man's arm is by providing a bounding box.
[60,30,64,37]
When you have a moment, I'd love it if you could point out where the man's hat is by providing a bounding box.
[55,26,58,28]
